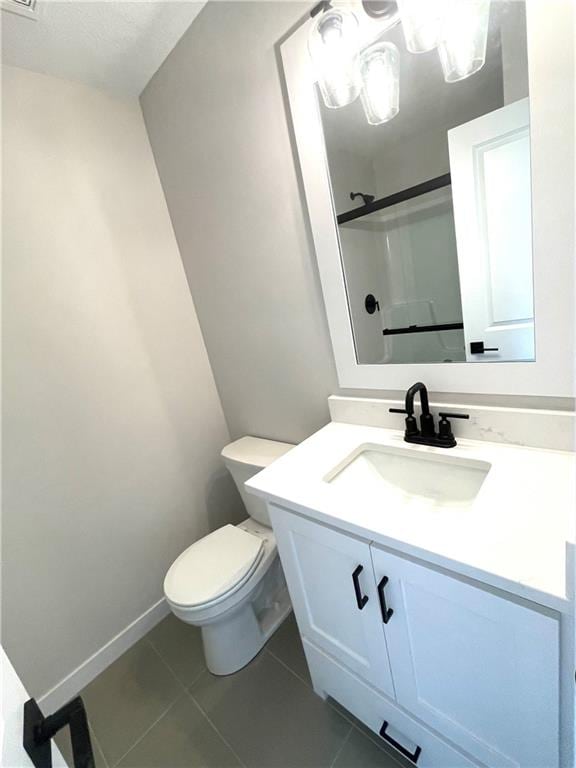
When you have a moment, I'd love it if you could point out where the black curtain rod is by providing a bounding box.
[337,173,452,225]
[382,322,464,337]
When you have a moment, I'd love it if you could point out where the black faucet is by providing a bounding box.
[389,382,469,448]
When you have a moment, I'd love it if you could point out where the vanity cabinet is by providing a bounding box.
[269,504,560,768]
[270,509,395,699]
[372,546,559,768]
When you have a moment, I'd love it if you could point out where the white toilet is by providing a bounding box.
[164,436,294,675]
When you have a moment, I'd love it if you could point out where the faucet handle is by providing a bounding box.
[437,412,469,446]
[389,408,419,437]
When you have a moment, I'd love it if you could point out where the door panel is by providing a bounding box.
[448,98,534,362]
[371,545,559,768]
[269,505,395,698]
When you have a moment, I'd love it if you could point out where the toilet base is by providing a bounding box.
[202,590,291,675]
[170,555,292,675]
[201,558,291,675]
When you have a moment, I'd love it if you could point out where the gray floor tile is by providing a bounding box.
[117,696,242,768]
[329,702,394,751]
[328,703,413,767]
[54,725,108,768]
[81,639,181,767]
[147,614,206,687]
[333,727,412,768]
[190,651,351,768]
[266,612,311,685]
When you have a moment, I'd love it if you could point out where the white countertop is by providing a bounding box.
[246,422,576,609]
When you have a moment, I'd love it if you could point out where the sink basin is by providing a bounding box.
[325,443,490,510]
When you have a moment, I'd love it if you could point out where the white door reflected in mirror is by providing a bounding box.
[449,98,534,362]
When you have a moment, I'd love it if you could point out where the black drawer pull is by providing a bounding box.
[352,565,369,610]
[377,576,394,624]
[379,721,422,765]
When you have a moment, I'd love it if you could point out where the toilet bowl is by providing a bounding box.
[164,436,294,675]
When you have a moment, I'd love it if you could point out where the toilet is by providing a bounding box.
[164,436,294,675]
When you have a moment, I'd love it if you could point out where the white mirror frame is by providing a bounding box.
[281,0,574,397]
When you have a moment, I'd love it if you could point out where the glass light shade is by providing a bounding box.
[359,42,400,125]
[397,0,443,53]
[308,9,362,108]
[437,0,491,82]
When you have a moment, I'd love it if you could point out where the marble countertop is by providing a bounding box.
[246,422,575,610]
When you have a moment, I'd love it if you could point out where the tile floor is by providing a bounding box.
[55,613,410,768]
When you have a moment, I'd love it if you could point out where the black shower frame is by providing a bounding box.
[336,173,452,225]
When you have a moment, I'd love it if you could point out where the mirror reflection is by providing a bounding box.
[314,0,534,364]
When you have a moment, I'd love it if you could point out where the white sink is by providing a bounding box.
[325,443,490,511]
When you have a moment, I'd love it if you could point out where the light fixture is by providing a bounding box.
[308,8,362,109]
[361,0,400,25]
[308,0,491,127]
[396,0,443,53]
[359,42,400,125]
[437,0,491,82]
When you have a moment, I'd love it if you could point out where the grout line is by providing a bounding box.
[145,638,188,692]
[328,723,354,768]
[77,637,184,768]
[110,695,184,768]
[264,647,311,688]
[145,637,207,693]
[185,664,207,689]
[263,648,372,745]
[89,726,110,768]
[347,721,412,768]
[262,648,365,768]
[151,632,405,768]
[59,718,111,768]
[186,684,249,768]
[319,693,410,767]
[327,702,361,730]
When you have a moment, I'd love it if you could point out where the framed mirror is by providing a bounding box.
[281,0,574,396]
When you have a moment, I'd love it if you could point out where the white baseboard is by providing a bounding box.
[38,598,170,714]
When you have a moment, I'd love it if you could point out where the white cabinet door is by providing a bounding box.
[371,546,559,768]
[448,98,534,362]
[269,505,395,699]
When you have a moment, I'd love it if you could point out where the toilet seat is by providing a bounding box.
[164,524,264,609]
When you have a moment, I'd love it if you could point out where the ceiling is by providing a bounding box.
[1,0,206,96]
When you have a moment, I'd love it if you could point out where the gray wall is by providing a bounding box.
[141,2,338,445]
[2,66,242,697]
[141,0,573,440]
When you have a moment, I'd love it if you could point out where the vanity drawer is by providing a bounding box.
[303,639,479,768]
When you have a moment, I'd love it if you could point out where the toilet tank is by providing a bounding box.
[221,436,294,526]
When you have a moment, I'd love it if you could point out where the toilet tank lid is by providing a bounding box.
[221,436,294,469]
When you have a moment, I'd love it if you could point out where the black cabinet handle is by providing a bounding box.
[352,565,369,610]
[379,721,422,765]
[377,576,394,624]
